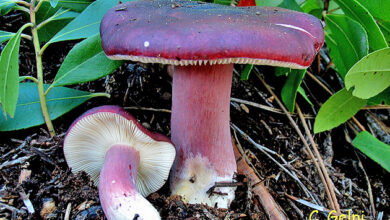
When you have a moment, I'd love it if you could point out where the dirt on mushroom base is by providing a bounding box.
[1,13,389,220]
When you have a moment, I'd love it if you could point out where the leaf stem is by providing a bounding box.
[14,5,30,13]
[20,76,39,83]
[34,0,45,12]
[36,8,71,30]
[30,0,55,136]
[16,1,30,7]
[39,41,50,56]
[90,92,111,98]
[21,33,32,40]
[44,84,53,96]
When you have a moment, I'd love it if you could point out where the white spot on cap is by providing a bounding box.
[144,41,150,47]
[112,180,116,184]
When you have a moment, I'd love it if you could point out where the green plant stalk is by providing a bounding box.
[30,1,55,136]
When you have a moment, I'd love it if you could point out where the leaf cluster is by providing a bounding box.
[237,0,390,172]
[0,0,130,132]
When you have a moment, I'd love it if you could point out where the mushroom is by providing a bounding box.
[100,0,324,208]
[64,105,175,219]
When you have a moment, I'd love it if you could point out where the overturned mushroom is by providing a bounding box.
[64,106,175,219]
[100,0,324,208]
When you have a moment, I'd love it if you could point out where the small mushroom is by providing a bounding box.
[100,0,324,208]
[64,106,175,220]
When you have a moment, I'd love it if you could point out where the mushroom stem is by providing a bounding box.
[170,64,237,208]
[99,144,160,220]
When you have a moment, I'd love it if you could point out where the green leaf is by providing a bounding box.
[48,0,133,44]
[51,9,79,21]
[367,87,390,106]
[38,9,79,43]
[0,24,29,118]
[240,64,253,80]
[0,30,14,43]
[36,1,59,23]
[255,0,282,7]
[301,0,323,18]
[57,0,93,12]
[357,0,390,22]
[333,0,388,51]
[352,131,390,172]
[345,48,390,99]
[324,14,368,79]
[314,88,367,133]
[35,2,79,43]
[53,34,123,86]
[0,0,16,15]
[213,0,231,5]
[50,0,59,8]
[278,0,302,11]
[0,83,98,131]
[274,67,289,77]
[281,69,306,112]
[297,86,313,106]
[255,0,301,11]
[328,1,343,15]
[378,20,390,46]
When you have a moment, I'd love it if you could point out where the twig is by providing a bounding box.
[1,141,27,159]
[286,198,304,219]
[254,69,340,212]
[306,71,333,95]
[231,124,277,155]
[0,202,26,214]
[124,106,171,113]
[232,129,262,179]
[232,138,288,220]
[207,182,243,196]
[362,105,390,110]
[351,116,366,132]
[0,155,32,170]
[296,104,341,213]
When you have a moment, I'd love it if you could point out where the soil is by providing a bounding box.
[1,10,389,220]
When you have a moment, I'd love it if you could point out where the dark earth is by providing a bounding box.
[1,10,389,220]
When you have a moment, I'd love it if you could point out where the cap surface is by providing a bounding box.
[64,106,175,197]
[100,0,324,68]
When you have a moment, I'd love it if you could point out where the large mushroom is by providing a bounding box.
[64,105,175,219]
[100,0,324,208]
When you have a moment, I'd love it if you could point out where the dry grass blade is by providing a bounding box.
[285,194,332,213]
[124,106,172,113]
[254,69,340,213]
[296,104,340,213]
[231,97,284,115]
[231,123,318,203]
[354,151,376,219]
[231,97,315,118]
[64,203,72,220]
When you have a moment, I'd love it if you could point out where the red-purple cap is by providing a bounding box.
[100,0,324,68]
